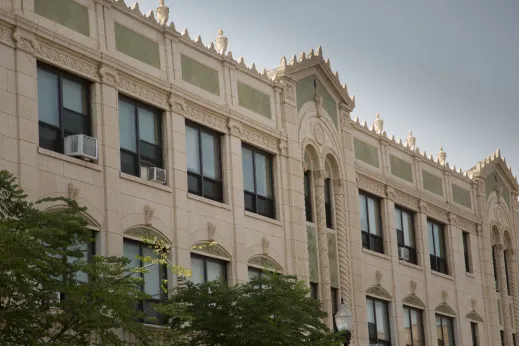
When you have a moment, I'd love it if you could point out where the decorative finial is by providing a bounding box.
[471,298,477,311]
[406,130,416,150]
[156,0,169,25]
[316,46,323,56]
[280,56,287,67]
[207,221,216,242]
[376,270,382,286]
[410,280,417,295]
[290,54,296,65]
[373,113,384,134]
[438,146,447,165]
[442,290,448,303]
[215,29,228,55]
[262,237,270,255]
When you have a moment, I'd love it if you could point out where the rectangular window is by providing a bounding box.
[471,322,479,346]
[325,178,333,229]
[403,306,424,346]
[242,145,275,218]
[493,246,499,291]
[186,121,223,202]
[331,287,338,332]
[366,297,391,345]
[395,206,417,264]
[436,314,455,346]
[428,219,448,274]
[501,330,505,346]
[463,232,472,273]
[190,253,227,284]
[513,333,517,346]
[119,96,163,178]
[310,282,318,300]
[123,239,167,325]
[304,171,313,222]
[37,63,91,154]
[359,192,384,254]
[505,249,511,294]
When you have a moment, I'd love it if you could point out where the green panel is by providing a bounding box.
[181,55,220,96]
[296,75,337,127]
[307,226,318,283]
[237,82,271,118]
[452,184,472,208]
[353,138,379,168]
[390,155,413,182]
[486,171,511,208]
[328,232,339,288]
[114,23,160,69]
[422,170,443,196]
[35,0,89,36]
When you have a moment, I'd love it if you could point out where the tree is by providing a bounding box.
[158,273,342,346]
[0,170,158,345]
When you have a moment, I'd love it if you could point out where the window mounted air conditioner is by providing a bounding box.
[147,167,166,184]
[399,247,410,261]
[64,134,98,161]
[496,280,500,291]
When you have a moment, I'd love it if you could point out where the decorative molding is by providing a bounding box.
[248,255,282,272]
[144,205,154,226]
[448,213,457,226]
[314,170,327,181]
[425,203,449,223]
[227,119,243,137]
[241,126,279,153]
[411,280,417,295]
[207,221,216,242]
[98,65,120,86]
[376,270,382,285]
[356,174,385,197]
[457,217,477,233]
[385,186,396,201]
[394,190,419,211]
[442,290,448,303]
[366,285,392,301]
[67,183,79,200]
[184,104,227,132]
[283,83,295,105]
[192,241,231,259]
[116,75,168,108]
[169,93,186,113]
[12,28,39,53]
[435,303,456,316]
[278,139,288,155]
[333,178,344,189]
[0,25,13,46]
[465,311,484,323]
[124,227,168,244]
[314,122,325,145]
[261,237,270,255]
[403,295,426,309]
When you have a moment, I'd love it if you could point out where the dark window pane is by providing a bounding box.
[37,68,60,126]
[143,300,164,325]
[119,100,137,152]
[244,191,255,212]
[39,124,60,152]
[188,173,201,195]
[362,231,370,249]
[257,196,274,218]
[248,267,261,280]
[203,179,222,202]
[120,151,138,176]
[63,109,87,136]
[310,283,318,300]
[359,194,368,232]
[139,141,162,166]
[304,172,313,222]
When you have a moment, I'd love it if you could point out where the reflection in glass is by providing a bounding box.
[186,126,200,173]
[37,68,60,126]
[119,100,137,152]
[201,132,219,180]
[138,108,159,144]
[62,78,85,114]
[242,148,254,192]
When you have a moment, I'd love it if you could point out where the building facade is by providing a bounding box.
[0,0,518,345]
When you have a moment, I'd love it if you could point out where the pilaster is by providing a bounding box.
[497,244,514,345]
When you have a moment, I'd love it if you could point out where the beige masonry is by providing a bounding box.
[1,1,519,345]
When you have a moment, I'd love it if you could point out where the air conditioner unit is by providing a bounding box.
[147,167,166,184]
[495,280,500,291]
[64,134,97,161]
[399,247,410,261]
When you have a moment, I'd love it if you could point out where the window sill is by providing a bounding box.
[187,193,231,211]
[244,210,282,226]
[466,272,475,278]
[362,248,390,261]
[431,271,454,281]
[38,147,102,171]
[399,260,423,271]
[119,172,172,192]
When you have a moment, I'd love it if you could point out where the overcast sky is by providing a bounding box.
[140,0,519,174]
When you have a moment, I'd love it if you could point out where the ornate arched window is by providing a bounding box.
[190,241,230,284]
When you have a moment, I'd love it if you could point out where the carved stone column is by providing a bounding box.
[509,250,519,345]
[314,170,333,329]
[497,244,513,345]
[334,178,353,310]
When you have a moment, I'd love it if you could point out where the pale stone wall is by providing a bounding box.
[1,1,519,345]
